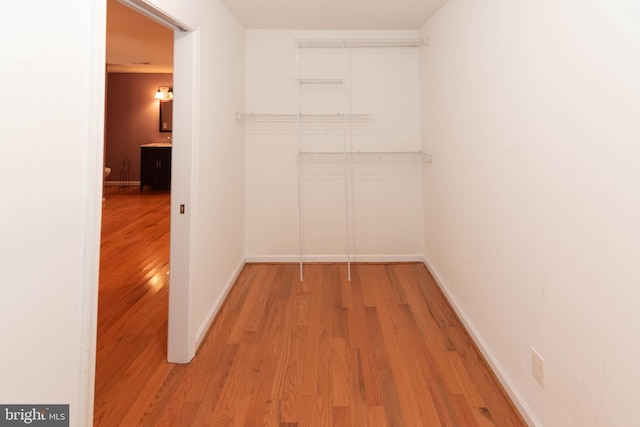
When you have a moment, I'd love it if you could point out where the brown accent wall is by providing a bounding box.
[105,73,172,182]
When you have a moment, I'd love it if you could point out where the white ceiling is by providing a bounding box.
[218,0,449,30]
[106,0,448,73]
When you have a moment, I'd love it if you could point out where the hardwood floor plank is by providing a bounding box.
[186,343,239,409]
[445,351,487,408]
[332,406,350,427]
[280,324,307,424]
[135,364,192,426]
[346,280,384,407]
[317,267,336,427]
[259,399,280,427]
[348,348,368,427]
[450,394,482,427]
[331,337,351,407]
[204,337,260,426]
[377,369,406,427]
[369,265,432,426]
[299,264,325,396]
[367,406,389,427]
[228,265,275,343]
[354,264,379,308]
[258,268,303,424]
[428,377,465,427]
[330,267,348,339]
[363,307,392,371]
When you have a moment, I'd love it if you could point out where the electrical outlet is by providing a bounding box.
[531,347,545,388]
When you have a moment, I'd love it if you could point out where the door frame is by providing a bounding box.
[84,0,199,423]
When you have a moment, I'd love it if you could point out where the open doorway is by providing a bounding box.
[94,0,190,423]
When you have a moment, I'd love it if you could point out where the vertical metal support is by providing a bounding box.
[342,41,351,282]
[296,42,304,282]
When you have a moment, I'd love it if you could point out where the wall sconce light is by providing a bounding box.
[155,85,173,101]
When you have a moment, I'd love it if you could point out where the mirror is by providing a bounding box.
[159,100,173,132]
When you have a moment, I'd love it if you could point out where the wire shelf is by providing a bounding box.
[237,113,373,123]
[295,38,428,49]
[297,151,431,163]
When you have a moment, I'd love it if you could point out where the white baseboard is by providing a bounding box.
[245,254,425,263]
[194,258,246,350]
[421,256,540,427]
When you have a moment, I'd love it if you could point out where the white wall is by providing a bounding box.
[420,0,640,425]
[245,30,424,262]
[0,1,106,425]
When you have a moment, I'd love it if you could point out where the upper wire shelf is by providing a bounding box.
[295,38,428,49]
[237,113,373,122]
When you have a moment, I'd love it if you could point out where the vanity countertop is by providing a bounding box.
[141,142,172,147]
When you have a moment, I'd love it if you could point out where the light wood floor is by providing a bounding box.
[94,187,526,426]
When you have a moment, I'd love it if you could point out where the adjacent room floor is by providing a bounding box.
[94,187,525,426]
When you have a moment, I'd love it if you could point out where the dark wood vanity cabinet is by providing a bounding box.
[140,145,171,191]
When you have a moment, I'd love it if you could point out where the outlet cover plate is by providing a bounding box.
[531,347,545,389]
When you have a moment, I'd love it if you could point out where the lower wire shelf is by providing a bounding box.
[297,151,431,163]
